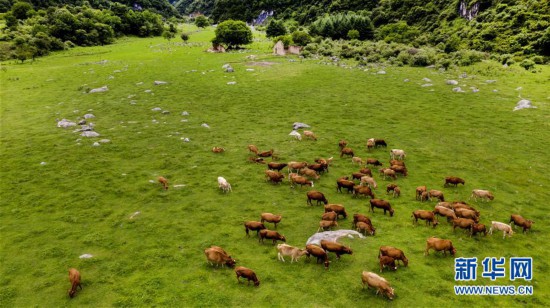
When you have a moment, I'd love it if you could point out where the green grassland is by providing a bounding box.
[1,26,549,307]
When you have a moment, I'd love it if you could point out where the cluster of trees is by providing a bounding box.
[308,12,374,41]
[1,2,166,62]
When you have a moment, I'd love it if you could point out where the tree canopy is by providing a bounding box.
[212,19,252,49]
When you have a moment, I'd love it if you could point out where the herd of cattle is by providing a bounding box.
[201,137,538,300]
[67,135,534,300]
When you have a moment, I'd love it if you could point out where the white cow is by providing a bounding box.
[390,149,406,160]
[277,244,309,262]
[217,176,232,193]
[470,189,494,202]
[489,221,513,239]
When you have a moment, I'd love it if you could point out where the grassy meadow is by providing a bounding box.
[1,25,549,307]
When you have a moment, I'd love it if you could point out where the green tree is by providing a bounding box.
[194,15,209,28]
[266,19,286,38]
[162,29,175,41]
[291,30,311,46]
[347,29,359,40]
[212,19,252,49]
[11,1,33,20]
[180,32,189,42]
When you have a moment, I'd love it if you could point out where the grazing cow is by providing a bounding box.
[390,149,406,160]
[445,176,465,187]
[455,208,479,223]
[340,147,354,158]
[257,149,274,157]
[235,266,260,286]
[307,190,328,206]
[244,221,266,237]
[322,211,337,222]
[158,176,169,190]
[437,202,453,209]
[267,162,287,171]
[471,223,487,237]
[265,170,285,184]
[288,161,308,173]
[277,244,309,262]
[389,159,405,167]
[352,156,364,165]
[204,246,236,268]
[360,176,378,189]
[386,183,398,194]
[380,168,397,180]
[370,199,394,216]
[318,220,339,232]
[306,244,330,269]
[433,205,457,221]
[366,158,383,166]
[324,204,348,219]
[359,168,373,177]
[379,256,397,272]
[337,177,356,193]
[452,202,480,216]
[510,214,534,233]
[470,189,494,202]
[352,172,367,181]
[428,190,445,202]
[390,165,408,177]
[303,130,317,140]
[379,246,409,266]
[217,176,232,193]
[419,191,429,202]
[415,186,427,201]
[248,157,265,164]
[247,144,259,155]
[412,210,439,228]
[212,146,225,153]
[393,187,401,198]
[374,139,387,148]
[367,138,375,151]
[320,240,353,259]
[308,163,328,174]
[361,272,395,300]
[299,167,320,180]
[489,221,514,239]
[356,221,376,236]
[452,218,475,233]
[353,185,375,199]
[260,213,282,228]
[289,130,302,140]
[338,140,348,149]
[352,213,372,228]
[289,173,314,188]
[68,268,82,298]
[425,237,456,256]
[259,229,286,244]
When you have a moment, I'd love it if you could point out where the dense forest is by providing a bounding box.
[0,0,548,63]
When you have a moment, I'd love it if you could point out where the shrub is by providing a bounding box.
[291,31,311,46]
[519,59,535,70]
[266,19,286,38]
[180,33,189,42]
[347,29,359,40]
[194,15,209,28]
[309,12,374,40]
[212,20,252,49]
[273,35,293,48]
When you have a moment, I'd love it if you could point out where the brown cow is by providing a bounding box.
[307,190,328,206]
[267,162,287,171]
[428,189,445,202]
[452,218,475,233]
[352,213,372,228]
[288,161,308,173]
[412,210,439,228]
[455,208,479,223]
[244,221,266,237]
[247,144,258,155]
[389,159,405,167]
[212,146,225,153]
[322,211,337,222]
[370,199,394,217]
[386,183,398,194]
[353,185,375,199]
[299,167,320,180]
[257,149,274,157]
[306,244,330,269]
[204,246,236,268]
[260,213,282,228]
[379,256,397,272]
[471,223,487,237]
[338,140,348,149]
[258,229,286,244]
[324,204,348,219]
[337,178,355,193]
[68,268,82,298]
[340,147,354,158]
[425,237,456,256]
[318,220,339,232]
[380,168,397,180]
[390,165,408,177]
[235,266,260,286]
[352,172,367,181]
[433,205,457,222]
[289,173,314,188]
[359,168,373,177]
[379,246,409,266]
[361,272,395,300]
[510,214,534,233]
[356,221,376,236]
[445,176,465,187]
[265,170,285,184]
[415,186,427,200]
[308,163,328,174]
[158,176,169,190]
[366,158,383,166]
[320,240,353,259]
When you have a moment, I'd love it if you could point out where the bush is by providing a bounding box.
[180,33,189,42]
[519,59,535,70]
[309,12,374,40]
[266,19,286,38]
[212,20,253,49]
[273,35,293,48]
[291,31,311,46]
[347,29,359,40]
[194,15,209,28]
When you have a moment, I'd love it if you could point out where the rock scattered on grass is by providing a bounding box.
[154,81,168,85]
[57,119,77,128]
[89,86,108,93]
[79,254,93,259]
[377,70,386,74]
[129,211,141,219]
[40,162,47,165]
[92,142,100,146]
[83,114,95,119]
[81,131,100,137]
[292,122,310,130]
[151,107,162,111]
[182,111,189,116]
[201,123,210,128]
[446,80,459,85]
[421,83,433,87]
[513,99,537,111]
[227,81,237,85]
[422,77,432,82]
[453,87,465,93]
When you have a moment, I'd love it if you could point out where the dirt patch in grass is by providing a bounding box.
[246,61,278,67]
